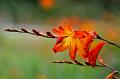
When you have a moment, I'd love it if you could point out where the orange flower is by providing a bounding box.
[52,26,106,67]
[53,26,79,60]
[52,26,97,60]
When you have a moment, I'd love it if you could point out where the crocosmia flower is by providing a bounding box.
[53,26,80,60]
[52,26,106,67]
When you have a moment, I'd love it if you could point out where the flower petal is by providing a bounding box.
[85,42,106,67]
[53,37,70,53]
[53,42,67,53]
[81,35,94,58]
[76,38,86,58]
[75,31,88,39]
[52,28,66,36]
[52,26,73,36]
[56,37,64,44]
[69,39,77,60]
[63,26,73,32]
[81,35,94,49]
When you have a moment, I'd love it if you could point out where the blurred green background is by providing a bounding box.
[0,0,120,79]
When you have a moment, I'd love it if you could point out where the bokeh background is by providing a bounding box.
[0,0,120,79]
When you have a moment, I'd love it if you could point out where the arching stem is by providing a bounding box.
[96,35,120,48]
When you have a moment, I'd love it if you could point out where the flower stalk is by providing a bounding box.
[4,28,120,48]
[96,35,120,48]
[4,28,57,38]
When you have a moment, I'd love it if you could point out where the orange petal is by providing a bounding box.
[56,37,64,44]
[81,35,94,54]
[63,26,73,32]
[53,37,70,53]
[52,28,66,36]
[61,26,73,35]
[85,42,106,67]
[53,42,67,53]
[52,26,73,36]
[69,39,77,60]
[75,31,88,39]
[76,38,86,58]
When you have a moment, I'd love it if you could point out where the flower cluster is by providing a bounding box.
[52,26,106,67]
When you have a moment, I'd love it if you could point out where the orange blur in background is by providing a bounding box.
[39,0,55,10]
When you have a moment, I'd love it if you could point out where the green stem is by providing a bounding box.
[96,35,120,48]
